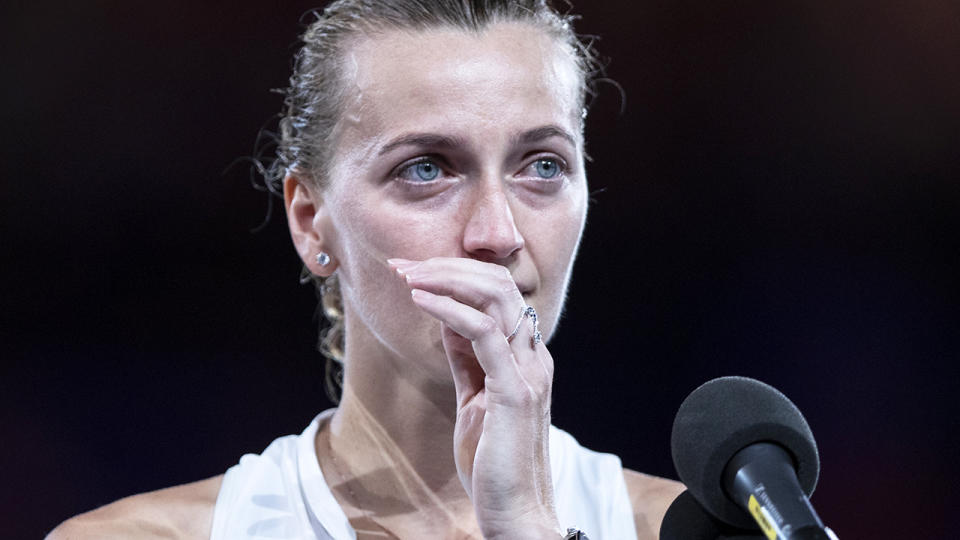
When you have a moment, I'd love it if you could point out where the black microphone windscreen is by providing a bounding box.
[670,376,819,528]
[660,490,764,540]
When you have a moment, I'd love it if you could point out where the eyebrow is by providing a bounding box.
[514,125,578,148]
[377,125,577,156]
[378,133,466,156]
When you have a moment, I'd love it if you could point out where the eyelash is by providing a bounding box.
[393,156,449,185]
[522,156,568,180]
[390,154,570,186]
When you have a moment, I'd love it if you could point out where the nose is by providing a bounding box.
[462,185,525,262]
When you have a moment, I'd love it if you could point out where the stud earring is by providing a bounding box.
[316,252,331,267]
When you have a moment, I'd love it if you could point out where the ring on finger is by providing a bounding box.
[506,305,542,347]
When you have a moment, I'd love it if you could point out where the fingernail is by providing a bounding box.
[387,258,421,268]
[388,258,421,275]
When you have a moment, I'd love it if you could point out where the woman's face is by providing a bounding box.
[313,22,588,377]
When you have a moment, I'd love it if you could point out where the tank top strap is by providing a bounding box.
[209,410,352,540]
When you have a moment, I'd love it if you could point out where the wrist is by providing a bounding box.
[561,528,590,540]
[481,509,562,540]
[485,525,589,540]
[484,523,563,540]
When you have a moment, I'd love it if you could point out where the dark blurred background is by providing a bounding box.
[3,1,958,538]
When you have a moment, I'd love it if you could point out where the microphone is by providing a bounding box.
[660,490,764,540]
[669,376,837,540]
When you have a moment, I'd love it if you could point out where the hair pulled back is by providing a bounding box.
[255,0,601,402]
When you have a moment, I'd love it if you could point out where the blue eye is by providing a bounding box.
[414,161,440,181]
[534,158,560,179]
[401,160,441,182]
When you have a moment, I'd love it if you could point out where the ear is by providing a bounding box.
[283,173,338,277]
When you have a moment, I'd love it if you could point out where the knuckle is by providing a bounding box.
[475,313,499,336]
[513,388,536,408]
[527,372,550,398]
[495,274,518,297]
[542,355,555,377]
[493,266,515,288]
[536,379,553,401]
[499,282,520,299]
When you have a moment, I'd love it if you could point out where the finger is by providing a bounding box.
[510,340,553,403]
[394,258,525,332]
[410,289,549,409]
[390,258,546,366]
[410,285,551,407]
[408,267,552,396]
[390,256,510,279]
[410,289,521,386]
[439,322,485,407]
[521,348,554,399]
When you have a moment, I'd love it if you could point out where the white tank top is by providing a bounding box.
[210,410,637,539]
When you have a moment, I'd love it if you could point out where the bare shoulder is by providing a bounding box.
[46,475,223,540]
[623,468,685,540]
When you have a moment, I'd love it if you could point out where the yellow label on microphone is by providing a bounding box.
[748,494,779,540]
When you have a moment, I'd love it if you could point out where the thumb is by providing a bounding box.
[440,323,485,407]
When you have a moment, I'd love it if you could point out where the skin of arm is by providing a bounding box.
[45,475,222,540]
[624,468,685,540]
[46,470,682,539]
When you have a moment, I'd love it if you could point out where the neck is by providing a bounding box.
[322,319,477,531]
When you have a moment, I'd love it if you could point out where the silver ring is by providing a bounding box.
[506,305,542,347]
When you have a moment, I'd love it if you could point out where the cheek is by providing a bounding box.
[535,191,587,270]
[345,198,457,263]
[527,189,587,330]
[330,196,459,347]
